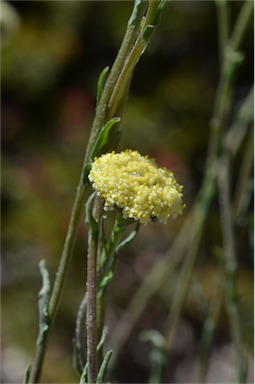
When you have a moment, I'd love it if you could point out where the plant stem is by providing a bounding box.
[87,1,147,146]
[162,0,253,364]
[233,126,254,218]
[217,152,246,383]
[86,195,104,384]
[86,219,99,383]
[108,0,253,375]
[230,0,254,52]
[30,176,89,383]
[196,269,226,383]
[163,168,215,352]
[108,1,164,116]
[29,2,149,382]
[216,0,229,64]
[108,210,195,368]
[29,337,49,384]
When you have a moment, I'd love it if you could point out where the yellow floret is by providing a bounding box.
[88,150,185,224]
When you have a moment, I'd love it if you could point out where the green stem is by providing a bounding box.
[216,0,229,64]
[144,0,161,26]
[163,170,215,352]
[108,0,252,375]
[196,269,225,383]
[108,1,165,116]
[29,337,49,384]
[49,179,88,321]
[29,2,149,382]
[217,153,245,383]
[233,126,254,218]
[230,0,253,52]
[30,176,89,383]
[108,36,146,117]
[108,210,196,369]
[87,1,147,147]
[162,0,253,363]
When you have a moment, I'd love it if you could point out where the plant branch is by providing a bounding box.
[86,196,103,384]
[230,0,253,52]
[29,2,151,382]
[233,125,254,219]
[196,268,226,383]
[217,151,247,382]
[108,1,168,116]
[109,0,252,374]
[216,0,229,64]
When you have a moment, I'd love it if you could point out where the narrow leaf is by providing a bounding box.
[128,0,144,26]
[83,117,120,186]
[85,193,98,238]
[23,364,31,384]
[239,349,248,384]
[115,223,140,254]
[155,0,168,25]
[79,363,88,384]
[140,330,165,349]
[96,66,109,107]
[142,24,155,42]
[98,270,113,293]
[97,327,107,353]
[91,117,121,160]
[72,338,83,375]
[96,350,112,384]
[37,259,50,346]
[82,163,92,186]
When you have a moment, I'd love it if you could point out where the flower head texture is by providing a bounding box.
[89,150,185,224]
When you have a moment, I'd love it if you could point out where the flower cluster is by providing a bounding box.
[88,150,185,224]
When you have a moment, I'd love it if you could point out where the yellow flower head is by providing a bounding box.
[89,150,185,224]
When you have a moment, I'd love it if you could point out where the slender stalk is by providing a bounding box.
[216,0,229,64]
[217,153,245,382]
[87,1,147,147]
[233,126,254,218]
[160,0,235,354]
[30,176,89,383]
[108,36,146,116]
[196,94,253,380]
[86,222,99,384]
[162,0,253,365]
[108,209,196,368]
[230,0,254,52]
[29,336,49,384]
[109,0,253,375]
[196,270,226,383]
[96,291,106,370]
[50,0,147,326]
[29,3,149,382]
[108,1,166,116]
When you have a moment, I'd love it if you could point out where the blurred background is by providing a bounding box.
[1,1,253,383]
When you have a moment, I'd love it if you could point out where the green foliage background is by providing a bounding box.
[1,1,253,383]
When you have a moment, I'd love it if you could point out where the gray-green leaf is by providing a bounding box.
[115,223,140,254]
[91,117,120,160]
[22,364,31,384]
[96,66,109,107]
[96,350,112,384]
[128,0,144,26]
[79,363,88,384]
[85,193,98,239]
[37,259,50,346]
